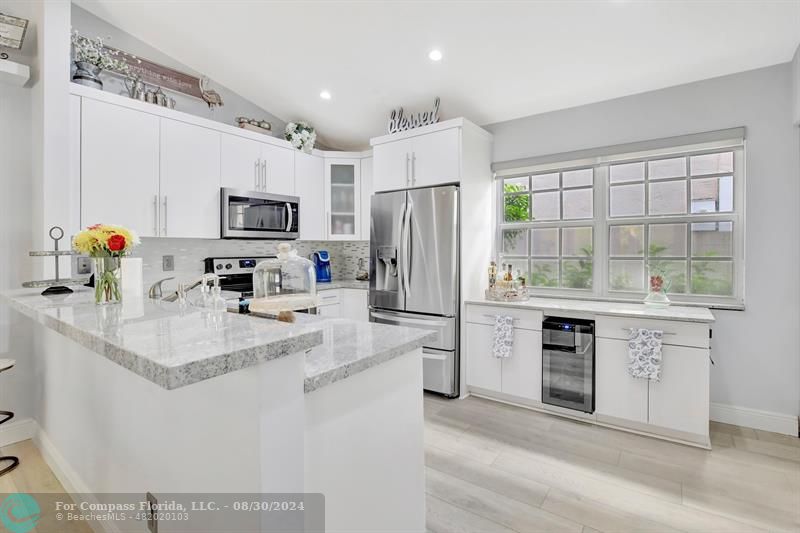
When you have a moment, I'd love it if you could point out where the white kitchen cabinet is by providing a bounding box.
[360,157,373,240]
[648,345,709,436]
[220,133,263,192]
[410,128,460,188]
[262,143,295,196]
[295,152,326,240]
[465,323,502,392]
[501,329,543,401]
[341,289,368,321]
[372,138,412,192]
[159,119,221,239]
[81,98,160,236]
[595,338,649,424]
[317,303,341,318]
[324,158,361,240]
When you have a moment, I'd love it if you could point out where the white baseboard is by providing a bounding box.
[0,417,37,447]
[710,402,798,436]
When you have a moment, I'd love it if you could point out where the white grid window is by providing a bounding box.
[496,138,745,308]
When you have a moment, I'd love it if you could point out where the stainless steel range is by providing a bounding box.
[203,256,275,297]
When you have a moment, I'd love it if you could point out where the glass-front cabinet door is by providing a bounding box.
[324,158,361,240]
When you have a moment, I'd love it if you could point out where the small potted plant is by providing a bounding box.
[70,30,128,90]
[73,224,139,304]
[284,121,317,153]
[644,265,672,308]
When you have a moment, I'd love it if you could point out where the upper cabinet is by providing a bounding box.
[81,98,160,236]
[160,119,221,239]
[324,158,361,240]
[220,134,295,195]
[371,124,462,192]
[295,151,326,241]
[360,157,373,240]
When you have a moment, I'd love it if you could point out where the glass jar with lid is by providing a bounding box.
[252,243,318,312]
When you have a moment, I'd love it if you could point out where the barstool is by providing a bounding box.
[0,359,18,476]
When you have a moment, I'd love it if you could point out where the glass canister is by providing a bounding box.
[253,243,317,300]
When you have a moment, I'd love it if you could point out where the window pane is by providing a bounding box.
[610,161,645,183]
[649,180,686,215]
[691,261,734,296]
[531,260,559,287]
[649,223,687,256]
[504,193,529,222]
[562,227,593,257]
[562,188,593,220]
[562,260,593,289]
[500,258,529,282]
[562,168,593,188]
[649,260,687,294]
[609,183,644,217]
[532,191,560,220]
[532,172,559,191]
[502,229,528,255]
[609,260,645,291]
[690,176,733,213]
[531,228,559,257]
[609,225,644,256]
[691,222,733,257]
[690,152,733,176]
[649,157,686,180]
[504,176,529,192]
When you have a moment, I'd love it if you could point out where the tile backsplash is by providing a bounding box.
[133,238,369,291]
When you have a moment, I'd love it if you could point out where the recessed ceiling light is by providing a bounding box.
[319,90,331,100]
[428,49,443,62]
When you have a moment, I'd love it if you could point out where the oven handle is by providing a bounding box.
[285,202,293,232]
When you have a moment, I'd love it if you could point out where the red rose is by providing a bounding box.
[107,234,126,252]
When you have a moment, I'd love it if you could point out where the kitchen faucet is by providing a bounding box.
[149,274,220,302]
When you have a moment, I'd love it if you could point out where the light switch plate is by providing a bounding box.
[162,255,174,272]
[75,257,92,275]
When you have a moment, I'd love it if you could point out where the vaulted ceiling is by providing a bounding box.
[75,0,800,150]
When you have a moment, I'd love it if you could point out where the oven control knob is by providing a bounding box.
[225,263,233,270]
[215,264,222,270]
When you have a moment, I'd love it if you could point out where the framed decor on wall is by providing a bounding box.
[0,12,29,50]
[103,46,204,100]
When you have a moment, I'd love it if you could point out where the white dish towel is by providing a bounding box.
[627,328,663,381]
[492,315,514,358]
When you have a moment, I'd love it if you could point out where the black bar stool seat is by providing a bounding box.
[0,359,18,476]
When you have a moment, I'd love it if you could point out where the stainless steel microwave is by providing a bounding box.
[220,188,299,239]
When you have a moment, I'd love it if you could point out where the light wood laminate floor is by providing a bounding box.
[424,394,800,533]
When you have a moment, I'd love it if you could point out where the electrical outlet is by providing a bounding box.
[162,255,174,272]
[146,492,158,533]
[75,257,92,275]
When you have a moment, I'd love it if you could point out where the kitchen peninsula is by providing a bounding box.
[2,288,433,532]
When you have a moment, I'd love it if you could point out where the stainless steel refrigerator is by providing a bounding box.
[369,184,460,397]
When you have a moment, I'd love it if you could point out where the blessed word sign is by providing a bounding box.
[387,97,440,134]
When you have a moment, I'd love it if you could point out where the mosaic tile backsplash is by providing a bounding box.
[133,238,369,292]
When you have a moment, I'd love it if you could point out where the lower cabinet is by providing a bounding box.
[317,302,341,318]
[318,289,368,321]
[596,338,649,424]
[465,322,542,401]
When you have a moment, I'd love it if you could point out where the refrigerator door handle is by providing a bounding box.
[402,200,412,297]
[369,310,450,328]
[397,201,407,293]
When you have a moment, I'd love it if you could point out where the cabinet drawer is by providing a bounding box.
[465,304,542,331]
[317,289,341,306]
[596,316,709,349]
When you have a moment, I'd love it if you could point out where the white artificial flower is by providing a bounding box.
[286,122,296,133]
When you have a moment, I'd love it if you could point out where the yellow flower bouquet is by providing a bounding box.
[73,224,139,304]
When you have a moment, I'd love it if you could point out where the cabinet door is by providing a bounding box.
[262,143,295,196]
[325,158,361,240]
[317,303,341,318]
[160,119,221,238]
[360,157,373,240]
[341,289,368,321]
[648,345,709,437]
[501,329,542,401]
[465,323,502,392]
[595,338,648,423]
[372,139,411,192]
[411,128,460,187]
[220,133,263,191]
[81,99,160,236]
[295,152,326,240]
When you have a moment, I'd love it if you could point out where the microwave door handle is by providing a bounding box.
[285,202,293,232]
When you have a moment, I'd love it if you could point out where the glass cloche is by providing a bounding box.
[252,243,318,313]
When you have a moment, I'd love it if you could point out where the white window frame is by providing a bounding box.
[495,137,746,309]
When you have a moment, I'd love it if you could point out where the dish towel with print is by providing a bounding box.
[627,328,663,381]
[492,315,514,358]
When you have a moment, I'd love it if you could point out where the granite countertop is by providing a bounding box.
[466,297,715,323]
[236,309,435,393]
[317,280,369,290]
[2,288,323,390]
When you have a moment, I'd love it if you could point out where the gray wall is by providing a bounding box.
[70,4,286,136]
[793,43,800,125]
[486,64,800,420]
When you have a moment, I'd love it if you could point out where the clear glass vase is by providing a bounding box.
[94,256,122,305]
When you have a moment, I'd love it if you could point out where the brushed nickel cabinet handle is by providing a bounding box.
[162,196,168,236]
[153,195,158,236]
